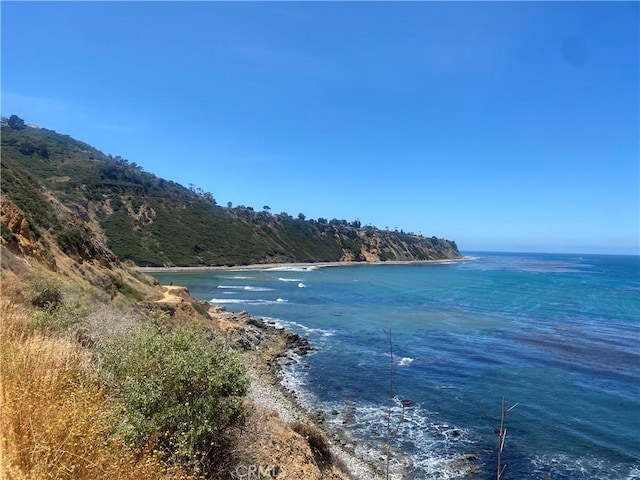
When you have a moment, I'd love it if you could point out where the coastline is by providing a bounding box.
[138,257,472,273]
[205,306,385,480]
[246,364,385,480]
[144,258,474,478]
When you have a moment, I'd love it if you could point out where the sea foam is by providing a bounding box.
[398,357,414,366]
[264,265,319,272]
[209,298,287,306]
[217,285,274,291]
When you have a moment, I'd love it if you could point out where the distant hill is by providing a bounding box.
[0,115,461,266]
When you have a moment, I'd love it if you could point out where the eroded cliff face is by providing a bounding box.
[353,230,460,262]
[0,195,120,269]
[0,199,55,268]
[0,197,143,301]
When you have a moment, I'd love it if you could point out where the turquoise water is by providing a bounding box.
[151,252,640,479]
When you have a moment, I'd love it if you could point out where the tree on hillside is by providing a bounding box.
[8,115,25,130]
[202,192,216,205]
[37,142,49,158]
[19,142,35,155]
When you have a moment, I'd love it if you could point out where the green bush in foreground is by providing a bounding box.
[27,275,63,310]
[99,325,249,473]
[33,299,92,332]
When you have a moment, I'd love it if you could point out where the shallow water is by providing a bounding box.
[151,252,640,479]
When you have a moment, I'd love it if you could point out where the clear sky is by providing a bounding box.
[2,1,638,254]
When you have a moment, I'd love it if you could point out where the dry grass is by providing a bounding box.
[235,405,350,480]
[0,297,198,480]
[290,421,333,469]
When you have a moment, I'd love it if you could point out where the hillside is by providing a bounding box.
[0,199,367,480]
[0,116,461,267]
[0,140,370,479]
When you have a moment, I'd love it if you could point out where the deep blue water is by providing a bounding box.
[151,252,640,479]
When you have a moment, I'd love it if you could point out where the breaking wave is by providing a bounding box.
[217,285,274,292]
[398,357,414,366]
[263,317,335,338]
[264,265,319,272]
[209,298,288,306]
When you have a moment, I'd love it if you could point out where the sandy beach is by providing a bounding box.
[138,257,470,273]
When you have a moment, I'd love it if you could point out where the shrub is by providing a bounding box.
[27,275,63,310]
[19,141,35,155]
[32,299,92,332]
[109,274,143,301]
[191,300,211,319]
[57,225,87,256]
[0,299,196,480]
[99,325,249,473]
[1,221,17,243]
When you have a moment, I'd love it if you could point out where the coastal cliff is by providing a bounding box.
[1,117,461,267]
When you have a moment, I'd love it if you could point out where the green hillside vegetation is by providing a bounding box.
[1,116,461,266]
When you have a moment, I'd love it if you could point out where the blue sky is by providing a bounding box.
[2,2,638,254]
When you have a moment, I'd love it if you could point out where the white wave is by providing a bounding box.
[627,466,640,480]
[279,277,302,282]
[209,298,287,306]
[298,282,306,288]
[531,453,639,479]
[230,276,254,279]
[262,317,335,338]
[277,357,474,480]
[278,357,317,409]
[398,357,414,366]
[322,398,473,479]
[217,285,274,291]
[209,298,249,304]
[264,265,319,272]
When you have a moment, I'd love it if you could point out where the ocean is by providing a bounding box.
[150,252,640,479]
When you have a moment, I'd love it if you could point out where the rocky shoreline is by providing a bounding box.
[207,306,385,480]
